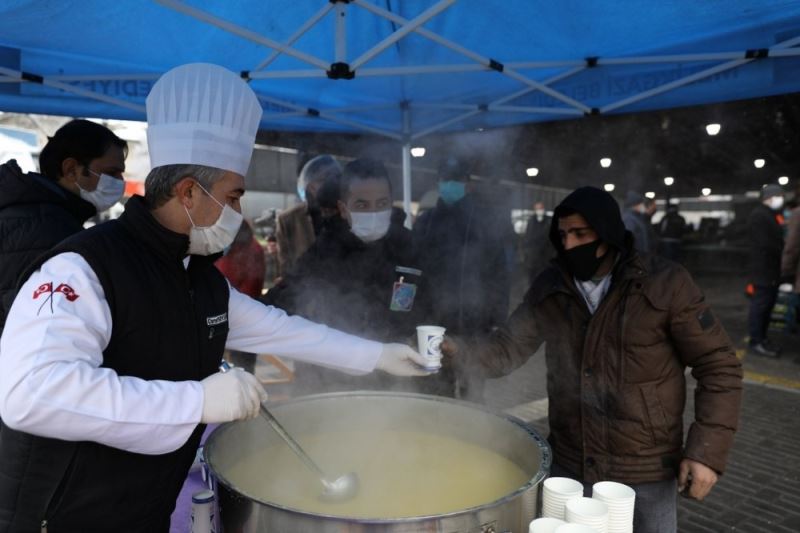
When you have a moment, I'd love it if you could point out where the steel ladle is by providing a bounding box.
[218,362,358,502]
[258,403,359,502]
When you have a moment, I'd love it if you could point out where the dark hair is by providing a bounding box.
[144,164,226,208]
[39,119,128,181]
[266,234,277,242]
[340,158,391,201]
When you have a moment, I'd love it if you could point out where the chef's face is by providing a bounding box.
[189,171,245,226]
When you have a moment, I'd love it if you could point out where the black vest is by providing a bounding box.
[0,196,229,532]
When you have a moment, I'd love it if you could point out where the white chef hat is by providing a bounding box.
[146,63,263,176]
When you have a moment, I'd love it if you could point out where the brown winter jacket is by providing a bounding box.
[275,203,316,275]
[472,250,742,485]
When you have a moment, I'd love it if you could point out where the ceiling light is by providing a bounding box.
[778,176,789,185]
[664,176,674,186]
[705,123,721,136]
[701,188,711,196]
[645,192,655,199]
[754,159,765,168]
[526,167,539,177]
[600,158,612,168]
[410,147,426,158]
[603,183,615,192]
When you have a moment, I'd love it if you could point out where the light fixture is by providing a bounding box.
[705,123,721,136]
[526,167,539,177]
[600,157,612,168]
[701,187,711,196]
[645,192,656,199]
[754,158,765,168]
[778,176,789,186]
[603,183,615,192]
[410,147,426,158]
[664,176,674,186]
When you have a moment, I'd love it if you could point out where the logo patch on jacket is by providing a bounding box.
[206,313,228,326]
[33,281,79,315]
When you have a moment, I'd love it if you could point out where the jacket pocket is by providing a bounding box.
[639,381,670,446]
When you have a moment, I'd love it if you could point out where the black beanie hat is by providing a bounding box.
[549,186,628,252]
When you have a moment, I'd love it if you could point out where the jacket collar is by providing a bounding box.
[117,195,191,265]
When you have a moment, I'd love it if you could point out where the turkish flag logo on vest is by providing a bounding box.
[54,283,80,302]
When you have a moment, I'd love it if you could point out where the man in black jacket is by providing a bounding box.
[0,120,127,330]
[747,184,786,357]
[267,158,436,393]
[412,157,511,400]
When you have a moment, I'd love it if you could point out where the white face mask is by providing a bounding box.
[79,170,125,211]
[184,182,243,255]
[768,196,785,211]
[349,209,392,243]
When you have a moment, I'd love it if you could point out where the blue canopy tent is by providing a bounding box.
[1,0,800,213]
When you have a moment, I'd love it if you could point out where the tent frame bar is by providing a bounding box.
[155,0,329,70]
[350,0,455,70]
[601,33,800,114]
[254,2,334,72]
[0,67,145,113]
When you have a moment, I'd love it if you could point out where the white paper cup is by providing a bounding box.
[416,325,446,369]
[566,496,608,532]
[591,481,635,502]
[529,517,566,533]
[542,477,584,519]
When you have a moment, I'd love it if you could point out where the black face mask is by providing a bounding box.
[562,239,608,281]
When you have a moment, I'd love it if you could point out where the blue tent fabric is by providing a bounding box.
[0,0,799,138]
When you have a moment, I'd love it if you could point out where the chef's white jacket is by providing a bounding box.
[0,252,382,455]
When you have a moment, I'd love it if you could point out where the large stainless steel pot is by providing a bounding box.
[204,392,551,532]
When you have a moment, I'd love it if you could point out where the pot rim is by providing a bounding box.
[204,390,552,524]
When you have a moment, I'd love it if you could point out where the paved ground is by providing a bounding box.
[257,271,800,531]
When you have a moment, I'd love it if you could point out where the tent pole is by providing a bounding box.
[402,107,413,229]
[335,1,347,63]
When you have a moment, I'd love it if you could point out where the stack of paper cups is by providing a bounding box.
[542,477,584,520]
[565,497,609,533]
[591,481,635,533]
[555,524,602,533]
[529,517,566,533]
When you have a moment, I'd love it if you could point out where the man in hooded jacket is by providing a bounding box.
[0,119,127,331]
[444,186,742,533]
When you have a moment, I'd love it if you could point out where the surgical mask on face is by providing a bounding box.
[79,170,125,211]
[439,180,466,205]
[768,196,784,211]
[562,239,608,282]
[349,209,392,242]
[184,182,243,256]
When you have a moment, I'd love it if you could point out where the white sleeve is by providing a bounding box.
[0,253,203,455]
[225,285,382,374]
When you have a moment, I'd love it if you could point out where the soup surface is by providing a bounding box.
[223,429,530,518]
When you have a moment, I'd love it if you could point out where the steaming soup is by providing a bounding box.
[224,429,530,518]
